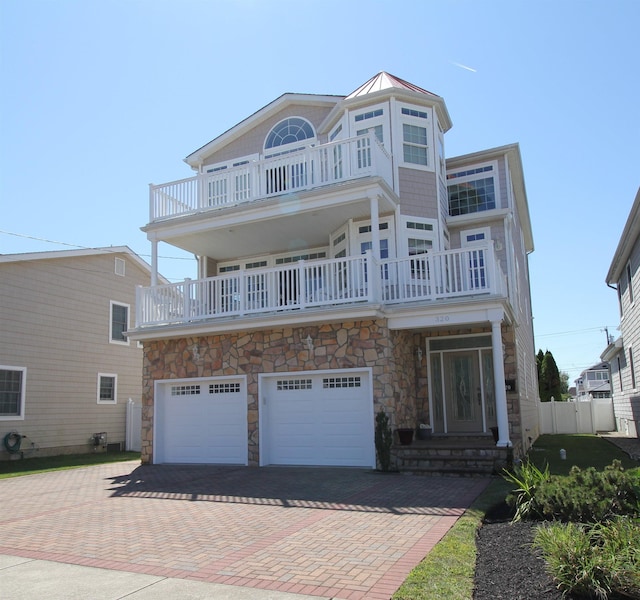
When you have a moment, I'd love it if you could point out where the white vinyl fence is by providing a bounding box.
[126,398,142,452]
[538,398,615,434]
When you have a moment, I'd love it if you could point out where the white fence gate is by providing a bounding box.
[538,398,615,434]
[126,398,142,452]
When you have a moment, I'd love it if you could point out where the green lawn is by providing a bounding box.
[393,434,639,600]
[528,434,638,474]
[0,451,140,479]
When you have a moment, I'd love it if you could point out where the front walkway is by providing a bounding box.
[0,462,488,599]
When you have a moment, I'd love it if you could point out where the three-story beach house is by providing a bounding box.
[128,72,540,468]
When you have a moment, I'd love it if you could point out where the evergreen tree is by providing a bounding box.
[539,350,564,402]
[536,349,545,383]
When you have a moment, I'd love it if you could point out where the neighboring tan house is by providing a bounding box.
[128,72,540,469]
[602,187,640,437]
[575,362,611,400]
[0,247,153,458]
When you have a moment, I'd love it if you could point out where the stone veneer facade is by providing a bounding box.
[142,319,419,466]
[141,319,520,465]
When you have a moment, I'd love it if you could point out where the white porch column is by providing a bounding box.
[369,193,381,260]
[150,238,158,286]
[491,319,511,447]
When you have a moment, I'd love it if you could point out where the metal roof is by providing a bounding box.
[346,71,439,99]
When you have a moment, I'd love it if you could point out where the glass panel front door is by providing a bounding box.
[444,351,484,432]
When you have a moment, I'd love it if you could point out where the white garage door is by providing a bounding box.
[155,378,247,464]
[261,371,374,467]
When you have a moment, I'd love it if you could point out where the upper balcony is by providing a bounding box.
[133,244,508,333]
[148,133,393,224]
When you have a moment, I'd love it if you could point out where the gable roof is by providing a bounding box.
[346,71,439,99]
[606,187,640,284]
[0,246,155,276]
[184,93,342,168]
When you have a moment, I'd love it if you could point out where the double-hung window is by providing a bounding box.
[110,301,129,344]
[400,106,429,168]
[0,366,26,419]
[97,373,117,404]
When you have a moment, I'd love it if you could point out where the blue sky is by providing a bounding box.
[1,0,638,383]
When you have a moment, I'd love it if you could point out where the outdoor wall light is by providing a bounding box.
[417,347,423,361]
[305,335,314,352]
[192,345,200,361]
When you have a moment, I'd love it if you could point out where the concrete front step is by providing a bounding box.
[394,436,509,476]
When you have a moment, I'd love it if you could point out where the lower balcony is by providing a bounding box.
[135,245,507,329]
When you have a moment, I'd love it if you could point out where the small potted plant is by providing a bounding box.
[416,423,432,440]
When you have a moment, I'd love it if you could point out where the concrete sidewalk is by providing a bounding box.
[0,554,322,600]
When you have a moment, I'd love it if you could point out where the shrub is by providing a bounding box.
[502,460,550,521]
[535,460,640,523]
[534,518,640,599]
[375,409,393,472]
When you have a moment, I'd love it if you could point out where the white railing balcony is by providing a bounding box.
[135,245,506,328]
[149,133,393,222]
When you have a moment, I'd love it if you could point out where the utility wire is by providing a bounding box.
[0,229,194,261]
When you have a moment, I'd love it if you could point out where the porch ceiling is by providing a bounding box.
[145,178,397,262]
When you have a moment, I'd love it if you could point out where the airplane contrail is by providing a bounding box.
[451,61,477,73]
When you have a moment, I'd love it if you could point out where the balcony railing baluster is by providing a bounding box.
[149,134,392,222]
[135,245,504,328]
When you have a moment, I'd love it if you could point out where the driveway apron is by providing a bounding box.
[0,462,489,599]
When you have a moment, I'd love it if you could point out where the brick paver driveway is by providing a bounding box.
[0,462,489,599]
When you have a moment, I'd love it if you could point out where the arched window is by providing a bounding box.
[265,117,315,152]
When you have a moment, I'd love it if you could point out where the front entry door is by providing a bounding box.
[444,351,484,432]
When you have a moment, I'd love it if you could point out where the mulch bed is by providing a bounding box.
[473,501,565,600]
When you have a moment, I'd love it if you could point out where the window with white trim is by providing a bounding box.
[172,384,201,396]
[323,376,361,388]
[0,366,26,419]
[460,227,490,246]
[329,123,343,141]
[447,162,498,216]
[115,258,125,276]
[97,374,117,404]
[403,218,436,278]
[400,105,430,168]
[277,379,312,391]
[110,301,129,345]
[210,382,241,394]
[264,117,315,154]
[351,105,387,167]
[437,124,445,177]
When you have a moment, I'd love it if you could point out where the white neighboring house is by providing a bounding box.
[602,187,640,437]
[128,72,540,468]
[575,362,612,401]
[0,247,153,458]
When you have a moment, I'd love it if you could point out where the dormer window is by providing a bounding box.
[264,118,315,157]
